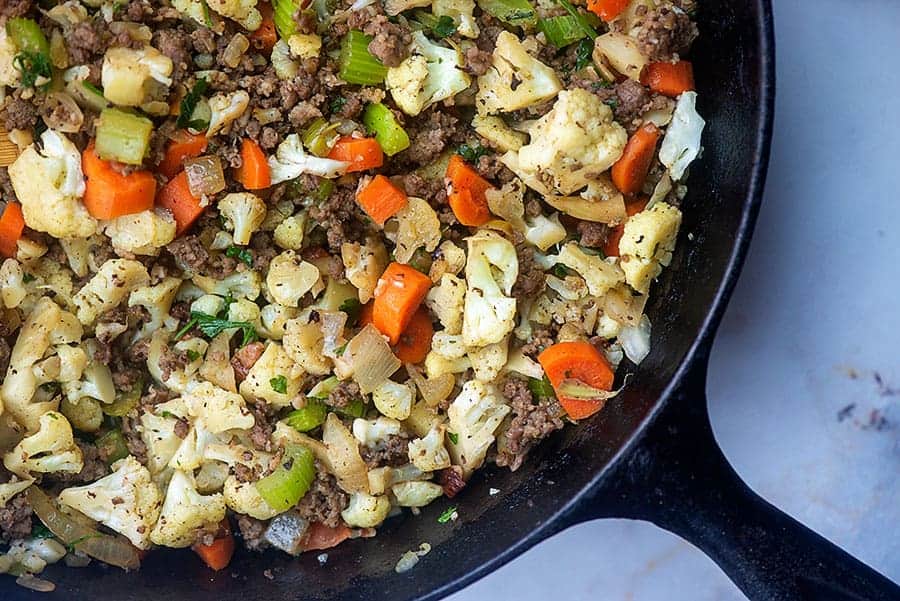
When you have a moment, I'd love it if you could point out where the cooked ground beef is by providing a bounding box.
[438,466,466,498]
[613,79,652,125]
[237,514,269,551]
[326,380,360,410]
[363,15,411,67]
[154,28,193,84]
[361,434,409,468]
[0,493,32,543]
[47,442,109,485]
[399,109,463,168]
[0,169,14,202]
[140,385,173,409]
[121,415,148,464]
[475,154,517,184]
[295,466,348,528]
[633,5,699,61]
[157,347,187,382]
[464,45,493,76]
[496,376,564,471]
[67,21,104,65]
[0,0,33,18]
[520,325,557,358]
[512,237,545,299]
[125,338,151,365]
[307,183,368,253]
[249,232,279,272]
[248,403,276,452]
[577,221,610,248]
[3,95,38,131]
[232,342,266,383]
[0,339,10,377]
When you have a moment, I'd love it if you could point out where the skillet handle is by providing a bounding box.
[579,349,900,601]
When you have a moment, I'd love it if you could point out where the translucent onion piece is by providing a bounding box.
[199,332,237,393]
[322,413,369,494]
[336,324,401,394]
[406,364,454,407]
[40,93,84,134]
[320,310,348,359]
[619,314,651,365]
[184,155,226,197]
[602,286,647,328]
[222,33,250,69]
[543,193,626,224]
[592,32,648,81]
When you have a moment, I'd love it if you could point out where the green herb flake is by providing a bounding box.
[270,375,288,394]
[339,297,363,326]
[330,96,347,114]
[447,431,459,445]
[22,272,36,283]
[334,343,348,357]
[456,143,489,163]
[186,349,201,362]
[30,523,54,540]
[437,506,457,524]
[177,78,209,130]
[433,15,458,38]
[13,51,51,89]
[574,37,593,71]
[159,411,177,419]
[551,264,572,278]
[226,245,254,267]
[181,311,258,347]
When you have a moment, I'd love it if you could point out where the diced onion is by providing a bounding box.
[406,364,455,407]
[223,33,250,69]
[322,413,369,494]
[619,314,651,364]
[40,93,84,133]
[336,325,401,394]
[543,193,626,224]
[593,32,648,81]
[184,155,226,197]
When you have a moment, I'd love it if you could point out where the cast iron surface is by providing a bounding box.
[5,1,898,599]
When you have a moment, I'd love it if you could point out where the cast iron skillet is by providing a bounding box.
[8,1,900,599]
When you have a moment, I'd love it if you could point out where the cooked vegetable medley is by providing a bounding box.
[0,0,701,585]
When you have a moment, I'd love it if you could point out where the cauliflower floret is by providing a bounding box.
[554,241,624,297]
[468,337,509,382]
[659,91,705,181]
[101,46,173,106]
[207,90,250,137]
[274,213,307,250]
[128,277,182,340]
[268,134,349,184]
[140,399,189,475]
[619,202,682,293]
[425,273,466,335]
[446,380,510,474]
[287,33,321,59]
[103,209,176,255]
[171,0,208,25]
[431,332,467,359]
[385,31,471,117]
[390,197,442,264]
[283,309,332,375]
[3,412,83,477]
[218,192,267,246]
[384,0,430,15]
[0,258,26,309]
[8,129,96,239]
[428,239,466,282]
[150,469,226,548]
[475,31,562,115]
[223,475,280,520]
[424,350,470,378]
[371,380,414,420]
[58,457,162,549]
[183,381,255,432]
[461,230,518,347]
[266,250,321,307]
[506,88,627,195]
[341,237,389,304]
[352,416,403,448]
[62,359,116,405]
[206,0,262,31]
[472,114,526,152]
[407,424,451,472]
[433,0,479,38]
[525,213,566,251]
[0,29,20,87]
[392,481,443,507]
[72,259,150,325]
[193,270,261,300]
[341,492,391,528]
[239,342,303,408]
[259,303,299,340]
[0,478,33,507]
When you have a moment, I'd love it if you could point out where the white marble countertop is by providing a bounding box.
[449,1,900,599]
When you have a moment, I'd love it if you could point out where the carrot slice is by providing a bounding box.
[641,61,695,97]
[356,175,408,225]
[611,123,661,195]
[372,262,433,345]
[328,136,384,172]
[82,145,157,220]
[538,341,615,420]
[586,0,630,21]
[602,197,649,257]
[156,171,204,236]
[300,522,352,552]
[392,306,434,363]
[445,155,493,226]
[0,202,25,258]
[236,138,271,190]
[192,521,235,571]
[158,131,208,179]
[249,1,278,52]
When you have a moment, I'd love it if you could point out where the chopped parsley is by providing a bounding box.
[159,411,178,419]
[22,272,36,283]
[329,96,347,115]
[226,245,253,267]
[339,297,362,326]
[574,37,593,71]
[456,143,489,163]
[177,78,209,130]
[176,311,258,347]
[447,431,459,445]
[551,264,572,278]
[270,375,288,394]
[14,51,51,89]
[334,343,347,357]
[432,15,458,38]
[185,349,201,362]
[604,97,619,110]
[30,523,54,540]
[437,506,457,523]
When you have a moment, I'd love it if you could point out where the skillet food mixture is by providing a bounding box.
[0,0,703,587]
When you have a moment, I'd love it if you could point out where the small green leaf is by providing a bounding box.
[186,349,201,362]
[447,432,459,445]
[339,297,362,326]
[270,375,288,394]
[334,343,347,357]
[456,143,489,163]
[226,245,254,267]
[574,37,593,71]
[177,78,209,130]
[437,506,457,523]
[22,272,36,283]
[528,376,556,400]
[432,15,457,38]
[329,96,347,114]
[31,523,54,540]
[13,51,52,89]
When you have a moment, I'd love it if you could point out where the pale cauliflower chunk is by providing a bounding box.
[428,240,466,282]
[468,337,509,382]
[424,350,470,378]
[407,424,451,472]
[371,380,414,420]
[392,481,444,507]
[433,0,479,38]
[150,470,226,548]
[223,476,279,520]
[171,0,207,25]
[266,251,321,307]
[0,258,26,309]
[447,381,510,473]
[8,129,96,239]
[619,202,682,293]
[508,88,627,195]
[218,192,267,245]
[58,457,162,549]
[391,197,441,264]
[3,412,83,477]
[287,33,322,60]
[128,277,182,340]
[102,46,173,106]
[554,242,624,297]
[268,134,349,184]
[0,478,33,507]
[472,114,527,152]
[283,309,332,375]
[207,90,250,137]
[659,91,705,181]
[0,29,20,87]
[183,381,255,432]
[207,0,262,31]
[103,209,176,255]
[193,270,261,300]
[140,399,189,475]
[352,416,402,448]
[385,31,471,117]
[475,31,562,115]
[274,213,307,250]
[341,238,389,304]
[341,492,391,528]
[425,273,466,335]
[239,342,303,407]
[72,259,150,325]
[461,231,518,347]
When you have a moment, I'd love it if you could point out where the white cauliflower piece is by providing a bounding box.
[207,0,262,31]
[619,202,682,293]
[352,416,403,448]
[193,270,261,300]
[282,309,332,375]
[468,337,509,382]
[392,481,443,507]
[266,250,321,307]
[268,134,349,184]
[168,422,218,472]
[341,237,389,304]
[103,209,176,255]
[407,424,451,472]
[239,342,303,408]
[207,90,250,137]
[7,129,95,239]
[101,46,173,106]
[446,380,510,473]
[391,197,441,264]
[259,303,299,340]
[472,114,526,152]
[150,470,226,548]
[183,381,255,433]
[3,412,83,477]
[461,230,518,347]
[525,213,566,251]
[61,360,116,405]
[58,457,162,549]
[385,31,471,117]
[223,476,279,520]
[371,380,414,420]
[431,332,467,359]
[428,239,466,281]
[0,29,20,87]
[341,492,391,528]
[287,33,321,59]
[0,478,33,507]
[433,0,479,38]
[139,399,189,475]
[72,259,150,325]
[171,0,208,25]
[128,277,182,340]
[0,258,26,309]
[218,192,267,245]
[425,273,466,335]
[424,350,470,378]
[659,91,705,180]
[475,31,562,115]
[508,88,627,194]
[554,241,624,297]
[274,213,307,250]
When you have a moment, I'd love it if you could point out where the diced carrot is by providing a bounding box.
[156,171,204,236]
[0,202,25,258]
[586,0,630,21]
[641,61,695,97]
[356,175,408,225]
[236,138,271,190]
[328,136,384,172]
[158,131,208,179]
[249,1,278,52]
[192,521,235,571]
[300,522,352,552]
[538,341,615,420]
[445,155,493,226]
[611,123,661,195]
[602,197,649,257]
[372,262,433,345]
[392,306,433,363]
[82,145,157,220]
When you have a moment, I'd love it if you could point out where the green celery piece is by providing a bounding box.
[284,400,328,432]
[6,18,49,57]
[302,117,340,157]
[102,378,143,417]
[476,0,537,27]
[95,108,154,166]
[70,80,109,112]
[254,444,316,512]
[339,31,387,86]
[363,103,410,156]
[95,430,130,466]
[538,15,587,48]
[337,397,366,419]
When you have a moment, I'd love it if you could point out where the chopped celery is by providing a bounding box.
[273,0,299,39]
[338,397,366,419]
[538,15,587,48]
[528,376,556,400]
[363,103,410,156]
[95,108,154,166]
[476,0,537,27]
[302,117,340,157]
[254,444,316,512]
[307,375,339,400]
[338,31,387,86]
[284,400,328,432]
[102,377,143,417]
[66,80,110,113]
[555,0,599,38]
[6,18,50,57]
[95,430,130,465]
